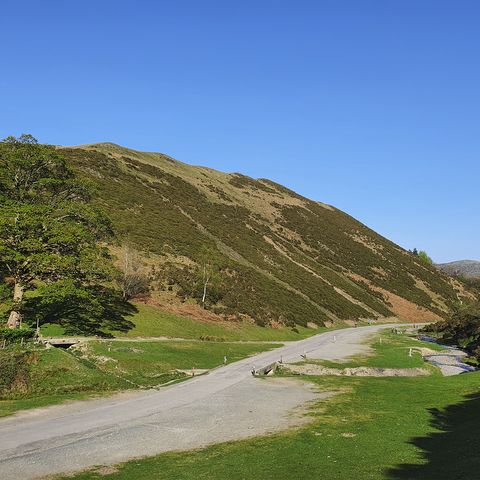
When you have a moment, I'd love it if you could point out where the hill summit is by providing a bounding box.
[59,143,467,326]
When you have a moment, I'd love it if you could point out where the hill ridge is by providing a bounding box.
[436,260,480,278]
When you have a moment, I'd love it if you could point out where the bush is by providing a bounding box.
[0,328,35,344]
[425,303,480,355]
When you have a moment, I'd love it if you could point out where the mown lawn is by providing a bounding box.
[62,333,480,480]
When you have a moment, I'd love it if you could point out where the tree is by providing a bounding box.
[198,246,219,307]
[418,250,433,265]
[0,135,113,328]
[119,243,149,301]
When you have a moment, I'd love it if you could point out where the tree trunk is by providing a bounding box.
[202,281,208,305]
[7,282,24,329]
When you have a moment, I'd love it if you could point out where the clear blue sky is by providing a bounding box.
[1,1,478,263]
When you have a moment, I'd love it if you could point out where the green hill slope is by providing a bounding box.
[59,143,466,327]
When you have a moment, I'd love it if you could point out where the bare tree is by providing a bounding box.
[201,262,212,306]
[198,246,218,307]
[120,244,149,301]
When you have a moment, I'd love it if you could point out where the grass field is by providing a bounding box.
[0,340,279,417]
[61,333,480,480]
[42,303,327,341]
[86,340,281,387]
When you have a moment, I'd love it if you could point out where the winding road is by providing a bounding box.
[0,324,400,479]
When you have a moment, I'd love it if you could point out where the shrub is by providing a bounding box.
[0,328,35,344]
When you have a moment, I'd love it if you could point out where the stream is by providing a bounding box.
[418,335,477,376]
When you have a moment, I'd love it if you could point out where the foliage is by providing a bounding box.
[457,276,480,297]
[417,250,434,265]
[0,135,120,332]
[0,327,35,343]
[118,244,150,300]
[425,303,480,356]
[120,273,150,300]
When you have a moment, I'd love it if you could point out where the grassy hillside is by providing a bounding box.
[41,303,327,340]
[58,143,466,327]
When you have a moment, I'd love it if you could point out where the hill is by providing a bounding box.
[58,143,467,326]
[436,260,480,278]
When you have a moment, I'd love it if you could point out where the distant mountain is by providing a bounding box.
[436,260,480,278]
[57,143,469,325]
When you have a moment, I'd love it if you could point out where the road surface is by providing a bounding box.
[0,324,400,479]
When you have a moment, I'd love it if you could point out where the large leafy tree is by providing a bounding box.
[0,135,113,328]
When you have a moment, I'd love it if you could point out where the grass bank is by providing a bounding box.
[42,303,328,341]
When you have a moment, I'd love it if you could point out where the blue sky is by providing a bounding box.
[1,1,478,262]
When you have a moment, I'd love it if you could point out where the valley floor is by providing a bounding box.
[51,329,480,480]
[0,325,400,479]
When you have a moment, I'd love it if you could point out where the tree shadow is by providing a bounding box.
[386,392,480,479]
[25,284,136,336]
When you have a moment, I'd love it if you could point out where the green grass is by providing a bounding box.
[0,347,125,417]
[87,340,281,387]
[117,304,327,341]
[317,332,445,369]
[41,303,327,341]
[61,333,480,480]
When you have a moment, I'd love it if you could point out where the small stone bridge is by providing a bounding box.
[42,338,82,349]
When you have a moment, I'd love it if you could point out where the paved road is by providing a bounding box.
[0,324,400,479]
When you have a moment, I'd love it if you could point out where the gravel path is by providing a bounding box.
[0,324,401,480]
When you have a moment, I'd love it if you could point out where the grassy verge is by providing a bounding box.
[60,333,480,480]
[315,331,444,369]
[0,340,279,417]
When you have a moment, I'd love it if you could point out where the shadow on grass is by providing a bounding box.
[386,392,480,479]
[25,285,137,336]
